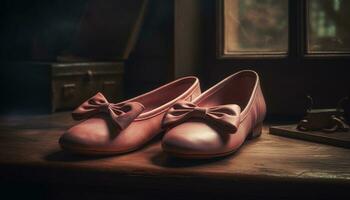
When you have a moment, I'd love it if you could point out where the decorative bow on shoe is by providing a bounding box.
[72,92,145,130]
[162,101,241,133]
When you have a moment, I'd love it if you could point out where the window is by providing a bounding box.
[218,0,350,57]
[307,0,350,53]
[221,0,288,55]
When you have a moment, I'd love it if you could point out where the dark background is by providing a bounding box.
[0,1,350,199]
[0,0,349,120]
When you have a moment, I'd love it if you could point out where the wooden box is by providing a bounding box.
[1,62,123,113]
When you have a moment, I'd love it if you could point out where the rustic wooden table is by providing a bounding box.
[0,112,349,199]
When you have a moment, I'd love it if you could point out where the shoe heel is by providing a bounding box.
[247,123,263,140]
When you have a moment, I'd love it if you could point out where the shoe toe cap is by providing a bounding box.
[59,117,113,151]
[162,121,230,157]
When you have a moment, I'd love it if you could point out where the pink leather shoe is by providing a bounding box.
[59,76,201,155]
[161,70,266,159]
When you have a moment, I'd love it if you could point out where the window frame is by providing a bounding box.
[217,0,350,60]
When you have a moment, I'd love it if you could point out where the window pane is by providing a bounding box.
[308,0,350,53]
[223,0,288,54]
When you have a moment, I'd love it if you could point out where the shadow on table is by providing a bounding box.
[43,150,117,162]
[150,150,240,168]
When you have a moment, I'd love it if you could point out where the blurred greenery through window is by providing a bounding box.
[223,0,288,54]
[308,0,350,52]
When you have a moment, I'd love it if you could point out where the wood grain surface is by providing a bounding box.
[0,112,349,199]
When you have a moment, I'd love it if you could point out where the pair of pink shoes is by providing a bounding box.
[59,70,266,159]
